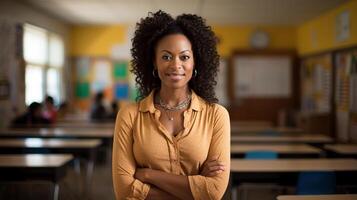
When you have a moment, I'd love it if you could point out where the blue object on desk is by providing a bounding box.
[244,151,278,159]
[296,171,336,195]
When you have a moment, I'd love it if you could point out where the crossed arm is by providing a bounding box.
[135,156,226,200]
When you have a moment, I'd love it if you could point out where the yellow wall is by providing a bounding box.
[213,26,297,57]
[297,0,357,56]
[70,25,297,58]
[69,1,356,57]
[70,25,126,56]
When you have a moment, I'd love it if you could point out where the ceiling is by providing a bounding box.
[21,0,349,25]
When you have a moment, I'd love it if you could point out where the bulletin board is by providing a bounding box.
[72,57,137,111]
[335,48,357,142]
[300,53,332,114]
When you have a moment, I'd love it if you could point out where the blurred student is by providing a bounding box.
[42,95,57,123]
[90,91,107,121]
[12,102,50,126]
[108,100,120,120]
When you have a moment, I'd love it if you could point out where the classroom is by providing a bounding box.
[0,0,357,199]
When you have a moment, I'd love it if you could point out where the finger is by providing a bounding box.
[201,160,225,175]
[208,165,225,172]
[206,160,225,168]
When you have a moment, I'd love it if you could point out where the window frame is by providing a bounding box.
[23,23,65,105]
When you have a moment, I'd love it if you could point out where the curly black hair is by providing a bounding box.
[131,10,220,103]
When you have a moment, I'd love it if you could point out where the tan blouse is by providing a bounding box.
[112,90,230,200]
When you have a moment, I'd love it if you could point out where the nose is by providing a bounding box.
[170,56,183,70]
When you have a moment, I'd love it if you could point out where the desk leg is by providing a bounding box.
[86,159,94,186]
[74,158,81,174]
[84,150,96,196]
[232,187,237,200]
[53,183,59,200]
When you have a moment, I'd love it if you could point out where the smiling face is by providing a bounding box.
[154,34,194,91]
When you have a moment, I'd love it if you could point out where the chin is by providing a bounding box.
[163,82,188,90]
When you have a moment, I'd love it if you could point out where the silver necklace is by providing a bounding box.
[156,94,191,121]
[158,95,191,111]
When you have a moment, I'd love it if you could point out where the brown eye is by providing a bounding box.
[162,55,172,61]
[180,55,190,61]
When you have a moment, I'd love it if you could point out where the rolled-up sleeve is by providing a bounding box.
[112,105,151,200]
[188,105,231,200]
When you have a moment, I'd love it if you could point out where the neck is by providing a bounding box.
[158,86,190,107]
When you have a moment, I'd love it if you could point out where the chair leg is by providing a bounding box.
[53,183,59,200]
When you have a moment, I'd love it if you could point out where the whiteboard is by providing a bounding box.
[234,56,291,98]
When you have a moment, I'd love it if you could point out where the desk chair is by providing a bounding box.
[244,151,278,159]
[296,171,336,195]
[236,151,282,200]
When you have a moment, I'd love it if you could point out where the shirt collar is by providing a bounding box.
[138,89,203,113]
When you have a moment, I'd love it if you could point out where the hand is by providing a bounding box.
[200,156,226,177]
[135,168,152,183]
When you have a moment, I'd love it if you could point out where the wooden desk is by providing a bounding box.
[12,121,115,129]
[231,134,333,144]
[324,144,357,157]
[230,158,357,187]
[0,127,113,168]
[230,120,273,128]
[231,158,357,172]
[277,194,357,200]
[53,121,114,129]
[231,144,322,158]
[0,138,101,192]
[0,154,73,200]
[231,126,303,135]
[0,138,101,148]
[0,128,113,139]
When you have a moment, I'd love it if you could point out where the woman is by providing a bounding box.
[112,10,230,200]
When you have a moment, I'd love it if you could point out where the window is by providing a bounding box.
[23,24,64,105]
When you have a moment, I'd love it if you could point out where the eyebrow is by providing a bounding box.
[161,50,191,54]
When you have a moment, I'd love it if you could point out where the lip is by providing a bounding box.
[166,73,185,81]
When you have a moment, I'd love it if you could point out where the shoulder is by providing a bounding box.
[202,101,229,116]
[203,103,230,126]
[213,103,228,113]
[116,102,139,124]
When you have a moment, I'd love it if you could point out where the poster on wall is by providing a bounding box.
[75,82,90,98]
[334,49,357,142]
[114,83,129,99]
[92,59,112,92]
[335,53,350,112]
[336,10,350,42]
[76,57,90,81]
[301,54,332,114]
[73,57,134,111]
[113,61,128,80]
